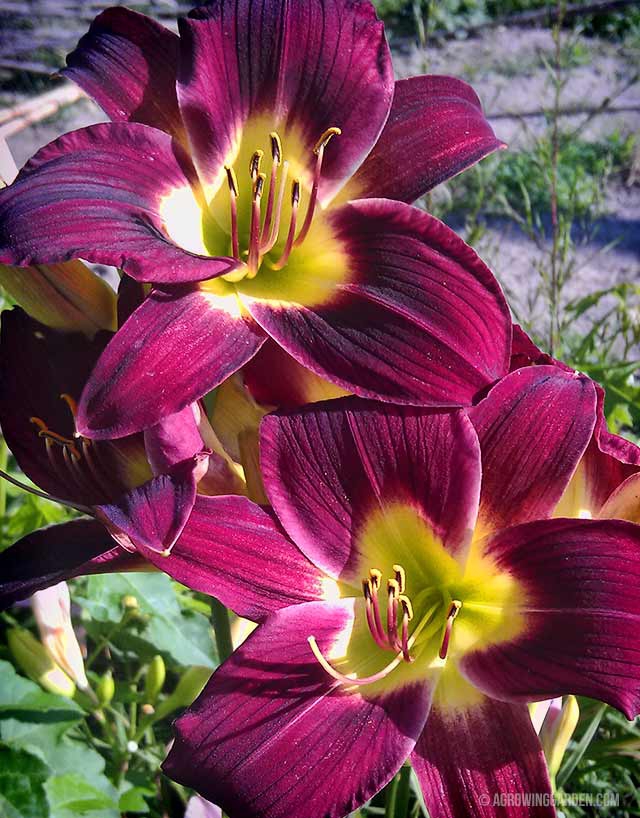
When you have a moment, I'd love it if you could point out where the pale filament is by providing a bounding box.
[308,600,442,689]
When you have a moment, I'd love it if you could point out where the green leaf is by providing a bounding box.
[0,745,50,818]
[0,662,82,746]
[45,774,117,818]
[118,786,151,813]
[81,573,217,668]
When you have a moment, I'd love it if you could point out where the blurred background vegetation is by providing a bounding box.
[0,0,639,816]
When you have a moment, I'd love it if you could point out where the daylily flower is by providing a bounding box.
[510,325,640,523]
[0,307,244,606]
[160,371,640,818]
[0,0,510,439]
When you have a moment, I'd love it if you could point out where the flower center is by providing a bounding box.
[30,394,119,501]
[308,563,464,689]
[220,126,341,283]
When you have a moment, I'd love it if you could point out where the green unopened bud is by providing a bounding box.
[153,666,211,721]
[96,670,115,708]
[121,595,139,611]
[541,695,580,784]
[144,655,166,704]
[7,627,75,698]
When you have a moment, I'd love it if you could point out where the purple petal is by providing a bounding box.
[177,0,393,201]
[412,698,553,818]
[468,366,597,534]
[344,76,504,203]
[144,405,205,475]
[0,123,236,284]
[96,465,197,555]
[461,517,640,719]
[77,286,266,439]
[261,397,481,581]
[242,338,349,409]
[246,199,511,406]
[63,8,186,142]
[0,519,146,609]
[142,495,329,621]
[164,599,431,818]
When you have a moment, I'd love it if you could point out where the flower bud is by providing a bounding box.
[144,655,166,704]
[153,666,211,721]
[7,627,75,698]
[31,582,88,690]
[96,670,115,707]
[540,695,580,784]
[121,595,139,611]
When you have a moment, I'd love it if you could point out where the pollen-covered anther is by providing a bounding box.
[438,599,462,660]
[30,416,80,459]
[249,149,264,181]
[393,564,406,594]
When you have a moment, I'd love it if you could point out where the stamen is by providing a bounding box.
[261,160,289,253]
[393,564,406,594]
[294,126,341,247]
[386,579,401,651]
[30,417,80,457]
[225,165,240,259]
[362,579,388,650]
[246,172,266,277]
[271,179,300,270]
[313,127,342,155]
[400,599,412,663]
[369,568,382,591]
[260,132,283,246]
[308,636,406,688]
[60,393,78,419]
[249,150,264,181]
[270,132,282,164]
[438,600,462,660]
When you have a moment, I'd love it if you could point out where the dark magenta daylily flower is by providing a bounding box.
[510,325,640,522]
[0,0,510,440]
[157,369,640,818]
[0,307,244,606]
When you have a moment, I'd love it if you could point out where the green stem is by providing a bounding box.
[0,437,8,522]
[210,597,234,662]
[386,767,411,818]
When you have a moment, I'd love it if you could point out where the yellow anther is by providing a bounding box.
[447,600,462,621]
[225,165,239,197]
[30,416,48,434]
[369,568,382,591]
[250,150,264,179]
[387,578,400,598]
[254,172,266,200]
[60,393,78,418]
[399,595,413,621]
[270,132,282,163]
[393,564,406,594]
[313,126,341,154]
[291,179,301,206]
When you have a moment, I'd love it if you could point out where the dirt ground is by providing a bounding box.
[6,25,640,316]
